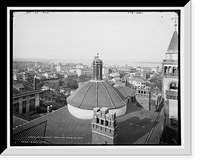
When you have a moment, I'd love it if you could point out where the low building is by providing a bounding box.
[151,66,159,73]
[56,63,76,72]
[76,68,93,77]
[64,72,78,79]
[110,76,121,84]
[102,67,109,75]
[13,81,42,115]
[109,72,120,78]
[117,66,134,73]
[129,78,147,88]
[76,63,84,69]
[13,72,25,81]
[41,86,50,91]
[130,71,141,79]
[42,73,49,79]
[47,72,58,78]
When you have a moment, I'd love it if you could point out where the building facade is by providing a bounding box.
[117,66,134,73]
[76,68,93,77]
[13,81,42,115]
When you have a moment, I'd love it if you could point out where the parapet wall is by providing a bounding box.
[92,107,117,144]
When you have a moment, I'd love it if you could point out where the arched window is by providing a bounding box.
[169,82,178,90]
[168,66,172,74]
[172,67,176,74]
[164,66,168,75]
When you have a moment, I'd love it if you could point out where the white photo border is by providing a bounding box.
[4,3,191,156]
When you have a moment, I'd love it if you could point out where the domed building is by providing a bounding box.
[12,54,165,146]
[67,54,127,119]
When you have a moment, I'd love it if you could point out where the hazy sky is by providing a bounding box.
[13,11,178,65]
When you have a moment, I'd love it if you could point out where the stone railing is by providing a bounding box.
[164,73,178,77]
[166,90,178,100]
[162,59,178,63]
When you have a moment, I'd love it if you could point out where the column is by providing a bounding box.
[93,66,95,79]
[35,94,40,108]
[19,100,22,114]
[26,100,30,115]
[99,64,102,80]
[95,64,99,80]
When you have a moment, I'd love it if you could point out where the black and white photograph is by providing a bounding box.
[11,9,180,146]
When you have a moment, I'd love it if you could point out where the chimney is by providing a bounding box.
[33,76,37,90]
[91,107,117,144]
[125,78,128,87]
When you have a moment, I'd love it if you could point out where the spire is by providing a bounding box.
[167,14,178,54]
[167,30,178,53]
[171,13,178,32]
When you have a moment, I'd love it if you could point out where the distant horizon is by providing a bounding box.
[13,57,162,62]
[13,57,162,67]
[13,11,178,64]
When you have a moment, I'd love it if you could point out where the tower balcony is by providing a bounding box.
[164,72,178,78]
[162,59,178,64]
[166,90,178,100]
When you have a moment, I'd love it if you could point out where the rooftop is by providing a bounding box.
[116,86,136,98]
[13,101,164,145]
[167,30,178,54]
[130,78,146,83]
[13,80,42,98]
[13,81,25,89]
[67,72,78,76]
[68,80,126,110]
[118,66,133,70]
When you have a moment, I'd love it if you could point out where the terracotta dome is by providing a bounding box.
[67,54,127,119]
[68,80,126,110]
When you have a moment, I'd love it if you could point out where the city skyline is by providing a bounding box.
[13,11,178,66]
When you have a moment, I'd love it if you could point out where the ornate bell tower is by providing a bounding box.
[162,14,179,100]
[162,14,179,126]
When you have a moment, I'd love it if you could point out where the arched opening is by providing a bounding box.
[172,67,176,74]
[164,66,168,75]
[168,66,172,74]
[169,82,178,90]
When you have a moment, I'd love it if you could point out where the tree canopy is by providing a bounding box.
[149,74,162,90]
[78,74,92,82]
[64,78,78,90]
